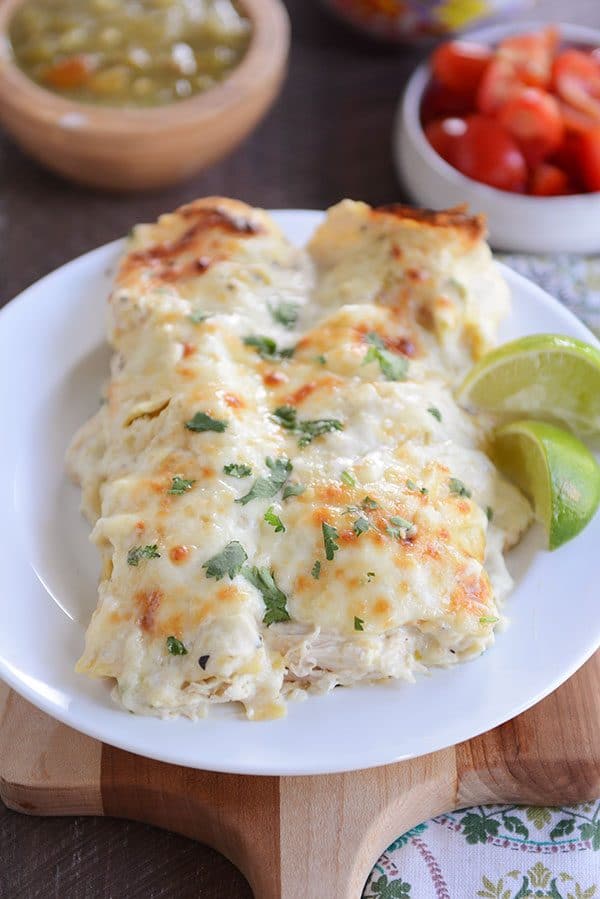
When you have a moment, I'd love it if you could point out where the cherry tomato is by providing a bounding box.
[477,57,519,115]
[420,79,473,125]
[450,115,527,192]
[558,100,600,134]
[529,163,570,196]
[575,127,600,192]
[497,87,564,166]
[550,133,585,191]
[431,41,492,97]
[498,26,558,88]
[553,50,600,121]
[424,117,467,164]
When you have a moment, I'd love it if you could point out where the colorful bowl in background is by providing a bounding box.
[320,0,532,43]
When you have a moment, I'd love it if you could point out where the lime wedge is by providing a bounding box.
[492,420,600,550]
[457,334,600,436]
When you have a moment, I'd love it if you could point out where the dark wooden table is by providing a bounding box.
[1,1,597,896]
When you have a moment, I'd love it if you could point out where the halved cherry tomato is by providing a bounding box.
[553,50,600,122]
[529,163,570,196]
[43,55,92,90]
[431,41,492,97]
[497,87,564,166]
[424,117,467,164]
[498,26,558,88]
[420,79,473,125]
[558,100,600,134]
[575,127,600,192]
[447,115,527,192]
[550,132,585,191]
[476,57,521,115]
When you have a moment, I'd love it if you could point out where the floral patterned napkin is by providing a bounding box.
[364,254,600,898]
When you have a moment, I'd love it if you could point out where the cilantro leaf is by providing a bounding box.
[311,560,321,579]
[315,354,326,365]
[223,463,252,478]
[361,496,378,510]
[406,479,428,495]
[363,333,409,382]
[166,636,188,656]
[243,335,295,360]
[341,470,356,488]
[272,405,344,447]
[127,544,160,566]
[479,616,499,625]
[486,505,494,522]
[242,566,290,625]
[354,616,364,632]
[366,571,375,581]
[387,516,415,539]
[185,411,227,433]
[353,517,370,537]
[188,311,212,324]
[428,406,442,422]
[268,301,299,329]
[449,477,471,498]
[322,522,339,561]
[202,541,248,580]
[264,506,286,533]
[236,457,292,505]
[168,476,195,495]
[282,482,305,500]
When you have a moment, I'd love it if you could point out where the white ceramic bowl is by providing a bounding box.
[394,22,600,253]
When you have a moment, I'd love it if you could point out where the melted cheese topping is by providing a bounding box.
[67,197,532,720]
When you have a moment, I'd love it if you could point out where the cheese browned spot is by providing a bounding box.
[68,197,532,721]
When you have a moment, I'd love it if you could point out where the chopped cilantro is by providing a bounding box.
[264,506,286,533]
[198,654,210,670]
[363,332,409,382]
[449,477,471,498]
[282,482,305,500]
[243,335,295,360]
[366,571,375,581]
[311,560,321,579]
[315,354,326,365]
[427,406,442,422]
[407,479,428,495]
[127,544,160,566]
[202,541,248,580]
[243,566,290,625]
[322,522,339,561]
[354,616,364,632]
[166,636,188,656]
[272,405,344,447]
[236,457,292,505]
[168,476,195,495]
[341,470,356,488]
[486,506,494,522]
[268,301,299,329]
[361,496,378,510]
[479,616,499,625]
[353,517,370,537]
[223,463,252,478]
[188,311,212,324]
[387,516,415,539]
[185,411,227,433]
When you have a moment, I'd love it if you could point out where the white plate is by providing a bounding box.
[1,210,599,775]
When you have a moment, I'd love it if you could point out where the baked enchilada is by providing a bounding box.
[67,197,532,720]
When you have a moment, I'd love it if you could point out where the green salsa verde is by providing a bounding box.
[9,0,251,107]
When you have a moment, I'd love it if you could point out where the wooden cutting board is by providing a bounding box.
[1,652,599,898]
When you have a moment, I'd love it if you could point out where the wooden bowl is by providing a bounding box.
[0,0,289,191]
